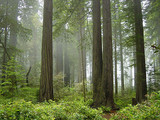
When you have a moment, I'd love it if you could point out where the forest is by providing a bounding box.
[0,0,160,119]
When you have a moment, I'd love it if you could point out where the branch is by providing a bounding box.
[26,66,32,77]
[53,0,82,33]
[26,66,32,85]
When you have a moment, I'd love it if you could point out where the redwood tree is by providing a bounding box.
[134,0,147,103]
[102,0,114,107]
[92,0,103,107]
[39,0,54,102]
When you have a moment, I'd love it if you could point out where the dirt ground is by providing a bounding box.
[102,110,117,120]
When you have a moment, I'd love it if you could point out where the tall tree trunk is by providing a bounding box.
[79,3,86,101]
[157,36,160,70]
[29,26,38,83]
[80,28,86,101]
[113,0,118,95]
[92,0,103,107]
[71,64,75,87]
[114,40,118,95]
[83,47,86,81]
[64,40,70,86]
[39,0,53,102]
[119,20,124,96]
[78,32,82,83]
[102,0,114,107]
[2,1,8,82]
[133,46,137,90]
[90,52,92,84]
[64,43,70,87]
[2,27,8,82]
[134,0,147,103]
[8,0,19,87]
[55,40,63,75]
[9,0,19,50]
[130,57,133,91]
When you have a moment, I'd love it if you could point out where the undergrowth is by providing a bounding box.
[0,99,105,120]
[1,85,160,120]
[0,86,105,120]
[111,91,160,120]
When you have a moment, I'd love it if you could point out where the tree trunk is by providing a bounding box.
[80,29,86,101]
[79,3,86,101]
[92,0,103,107]
[9,0,19,50]
[130,57,133,91]
[133,46,137,90]
[71,64,75,87]
[102,0,114,107]
[90,52,92,84]
[114,35,118,95]
[157,36,160,70]
[113,0,118,95]
[26,66,32,85]
[64,43,70,87]
[2,1,8,82]
[134,0,147,103]
[55,41,63,75]
[119,20,124,96]
[8,0,19,87]
[78,32,82,83]
[39,0,53,102]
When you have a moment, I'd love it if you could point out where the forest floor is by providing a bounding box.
[102,110,117,119]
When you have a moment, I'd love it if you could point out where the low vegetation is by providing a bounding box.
[0,85,160,120]
[0,99,105,120]
[0,86,105,120]
[111,91,160,120]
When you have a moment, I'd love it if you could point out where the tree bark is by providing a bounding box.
[80,3,86,101]
[64,43,70,87]
[55,40,63,75]
[113,0,118,95]
[1,1,8,82]
[9,0,19,50]
[8,0,19,87]
[92,0,103,107]
[26,66,32,85]
[134,0,147,103]
[119,20,124,96]
[39,0,53,102]
[102,0,114,107]
[158,36,160,70]
[133,46,137,90]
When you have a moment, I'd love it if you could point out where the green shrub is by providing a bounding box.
[0,57,26,98]
[0,100,43,120]
[0,86,39,104]
[114,91,135,109]
[100,106,111,113]
[111,91,160,120]
[0,99,105,120]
